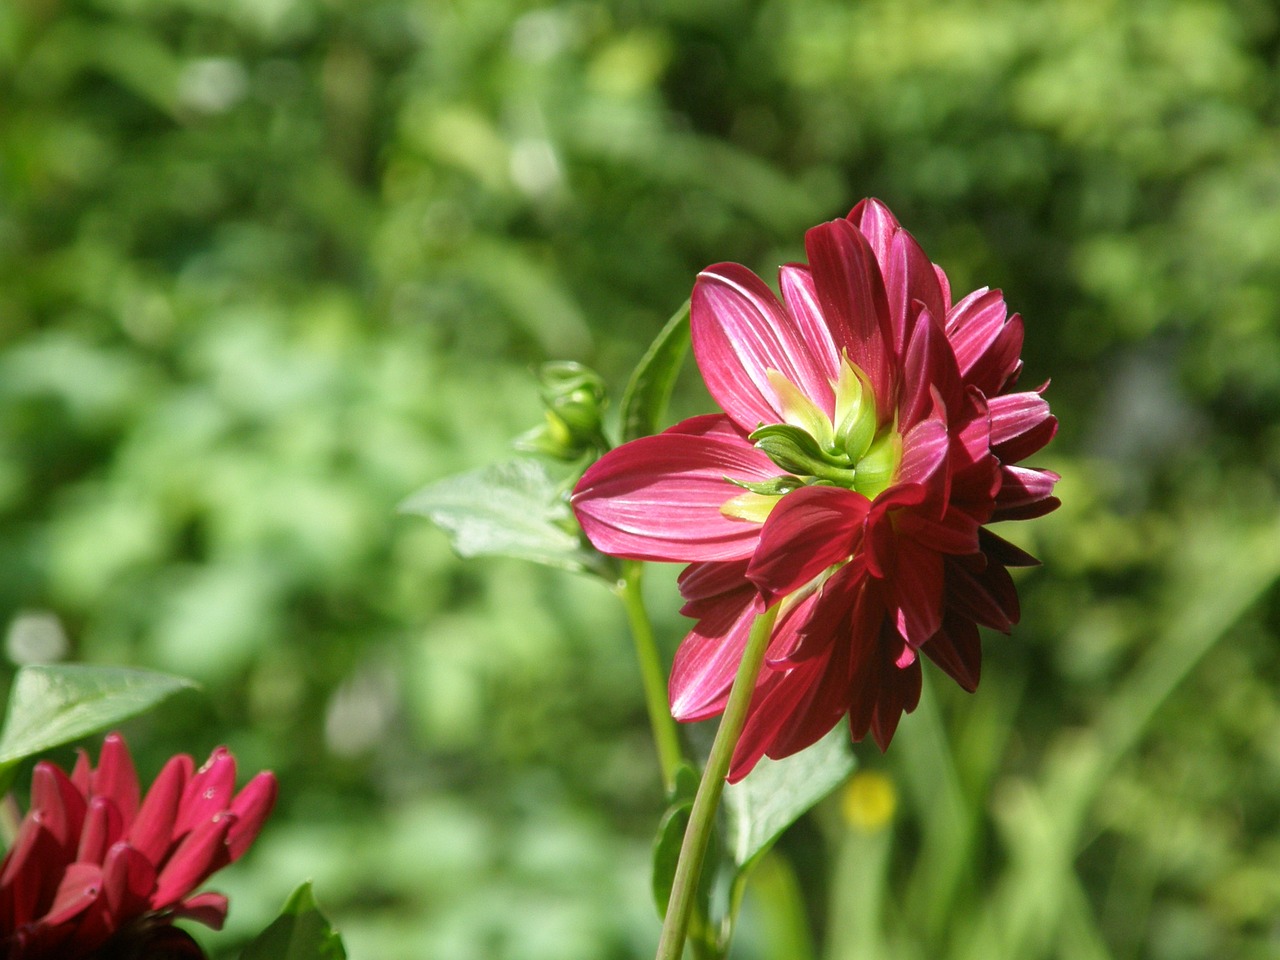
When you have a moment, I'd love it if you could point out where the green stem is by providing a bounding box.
[618,560,684,793]
[655,605,779,960]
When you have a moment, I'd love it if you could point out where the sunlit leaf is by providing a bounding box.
[399,459,610,576]
[0,665,195,789]
[722,725,856,870]
[240,882,347,960]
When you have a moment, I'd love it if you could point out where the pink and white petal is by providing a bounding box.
[693,263,836,431]
[881,228,947,357]
[670,588,759,722]
[846,198,900,264]
[988,392,1058,462]
[804,219,896,417]
[572,423,775,562]
[900,304,963,429]
[992,465,1061,521]
[778,264,840,381]
[747,486,870,604]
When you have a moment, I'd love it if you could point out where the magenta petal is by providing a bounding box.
[692,263,836,431]
[93,734,140,823]
[746,486,870,604]
[172,891,229,930]
[226,773,278,861]
[127,754,192,864]
[887,537,945,648]
[901,304,963,429]
[77,797,123,865]
[670,587,759,722]
[101,842,156,920]
[804,219,896,418]
[988,391,1058,462]
[43,862,102,926]
[993,465,1061,520]
[175,749,236,838]
[979,528,1040,567]
[572,417,775,562]
[152,815,233,909]
[924,615,981,692]
[778,264,840,381]
[28,763,87,854]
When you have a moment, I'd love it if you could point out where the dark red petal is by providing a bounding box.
[747,486,870,604]
[886,537,945,649]
[946,556,1020,632]
[895,506,981,556]
[979,528,1040,567]
[728,655,828,781]
[28,762,87,853]
[572,417,775,562]
[692,263,836,431]
[804,219,896,419]
[869,654,922,749]
[924,614,982,692]
[669,587,759,722]
[677,559,752,614]
[770,559,868,666]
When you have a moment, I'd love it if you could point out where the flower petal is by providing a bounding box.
[572,416,775,562]
[747,485,870,605]
[923,614,981,692]
[127,754,192,864]
[988,391,1057,462]
[692,263,835,431]
[93,734,140,824]
[669,586,759,722]
[227,773,278,861]
[804,219,896,419]
[993,465,1061,520]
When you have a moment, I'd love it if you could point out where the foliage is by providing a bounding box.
[2,0,1280,958]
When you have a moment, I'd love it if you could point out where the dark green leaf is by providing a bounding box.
[619,300,691,443]
[722,725,856,870]
[399,459,608,576]
[240,882,347,960]
[0,664,195,773]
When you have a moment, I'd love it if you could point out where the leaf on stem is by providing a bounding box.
[619,300,691,443]
[400,458,610,576]
[240,882,347,960]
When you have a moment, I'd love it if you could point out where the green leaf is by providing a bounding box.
[399,459,609,576]
[0,664,195,776]
[721,725,856,870]
[651,761,701,919]
[619,300,691,443]
[240,882,347,960]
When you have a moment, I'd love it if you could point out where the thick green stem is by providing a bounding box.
[618,560,685,793]
[655,605,779,960]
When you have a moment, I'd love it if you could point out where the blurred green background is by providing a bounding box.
[3,0,1280,957]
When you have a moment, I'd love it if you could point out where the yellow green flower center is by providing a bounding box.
[721,356,901,523]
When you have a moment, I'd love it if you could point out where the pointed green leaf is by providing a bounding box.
[0,664,195,771]
[240,882,347,960]
[619,300,691,443]
[721,725,856,870]
[399,459,609,576]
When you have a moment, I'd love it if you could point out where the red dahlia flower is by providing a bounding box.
[572,200,1058,780]
[0,733,277,959]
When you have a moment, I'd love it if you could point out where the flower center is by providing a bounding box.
[721,356,901,523]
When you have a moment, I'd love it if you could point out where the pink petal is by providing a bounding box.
[746,486,870,604]
[175,749,236,839]
[895,506,981,556]
[900,304,962,430]
[93,734,140,824]
[993,465,1061,520]
[572,416,775,562]
[101,841,156,921]
[677,559,752,617]
[692,263,835,431]
[172,891,229,930]
[851,201,946,357]
[152,814,233,909]
[669,587,759,722]
[988,391,1057,462]
[804,219,896,419]
[28,762,86,853]
[226,772,278,861]
[43,862,102,926]
[778,264,840,381]
[767,559,866,666]
[729,655,830,781]
[77,797,124,865]
[127,754,192,864]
